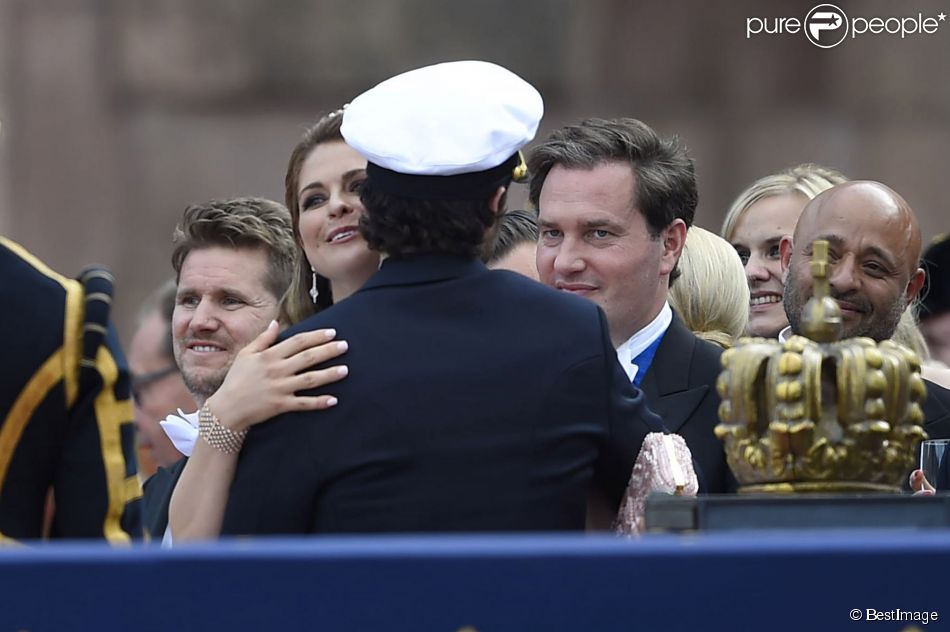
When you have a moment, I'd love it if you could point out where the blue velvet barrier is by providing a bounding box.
[2,530,949,631]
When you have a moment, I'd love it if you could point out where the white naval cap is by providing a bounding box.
[341,60,543,199]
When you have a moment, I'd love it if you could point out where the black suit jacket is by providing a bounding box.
[899,378,949,492]
[141,457,187,540]
[222,255,664,535]
[638,313,732,494]
[922,380,950,440]
[920,384,950,487]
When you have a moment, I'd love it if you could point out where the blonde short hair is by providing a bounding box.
[721,163,848,241]
[669,227,749,348]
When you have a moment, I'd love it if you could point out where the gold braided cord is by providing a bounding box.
[0,351,63,495]
[0,236,83,408]
[93,346,139,544]
[62,278,83,408]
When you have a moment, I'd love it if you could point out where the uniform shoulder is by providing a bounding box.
[1,237,75,294]
[280,303,347,340]
[488,269,602,316]
[0,237,78,332]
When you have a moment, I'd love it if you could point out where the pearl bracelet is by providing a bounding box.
[198,403,247,455]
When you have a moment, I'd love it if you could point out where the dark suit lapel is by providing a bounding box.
[639,314,708,434]
[923,380,950,440]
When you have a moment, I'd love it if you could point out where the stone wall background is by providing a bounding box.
[1,0,947,343]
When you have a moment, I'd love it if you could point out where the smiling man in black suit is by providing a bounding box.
[529,117,732,495]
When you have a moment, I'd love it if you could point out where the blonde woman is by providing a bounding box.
[721,164,847,338]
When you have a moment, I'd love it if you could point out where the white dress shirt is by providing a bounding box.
[615,302,673,383]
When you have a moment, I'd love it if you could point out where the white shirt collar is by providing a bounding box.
[778,326,792,343]
[615,302,673,383]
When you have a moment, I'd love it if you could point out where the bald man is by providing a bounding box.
[779,180,950,440]
[781,181,925,340]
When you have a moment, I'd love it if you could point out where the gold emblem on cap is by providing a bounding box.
[512,151,528,183]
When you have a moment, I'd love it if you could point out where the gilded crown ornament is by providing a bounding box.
[714,240,928,493]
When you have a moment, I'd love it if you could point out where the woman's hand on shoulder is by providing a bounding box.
[204,320,349,432]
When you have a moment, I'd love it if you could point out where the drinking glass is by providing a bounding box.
[920,439,950,491]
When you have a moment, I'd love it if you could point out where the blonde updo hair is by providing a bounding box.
[721,163,848,241]
[668,227,750,349]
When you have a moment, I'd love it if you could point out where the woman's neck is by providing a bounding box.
[326,256,382,304]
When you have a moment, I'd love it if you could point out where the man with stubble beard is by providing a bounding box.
[142,197,322,539]
[779,180,950,447]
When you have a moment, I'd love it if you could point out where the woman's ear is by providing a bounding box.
[489,186,507,215]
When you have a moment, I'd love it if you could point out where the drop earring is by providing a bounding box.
[309,268,319,303]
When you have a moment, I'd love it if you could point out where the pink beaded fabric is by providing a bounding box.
[614,432,698,535]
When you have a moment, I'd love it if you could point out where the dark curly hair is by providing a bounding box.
[358,177,499,258]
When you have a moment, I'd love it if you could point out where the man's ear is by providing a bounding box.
[488,186,507,215]
[906,267,926,304]
[659,219,687,275]
[780,235,794,282]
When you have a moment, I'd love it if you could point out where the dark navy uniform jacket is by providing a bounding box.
[222,255,664,534]
[0,237,141,541]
